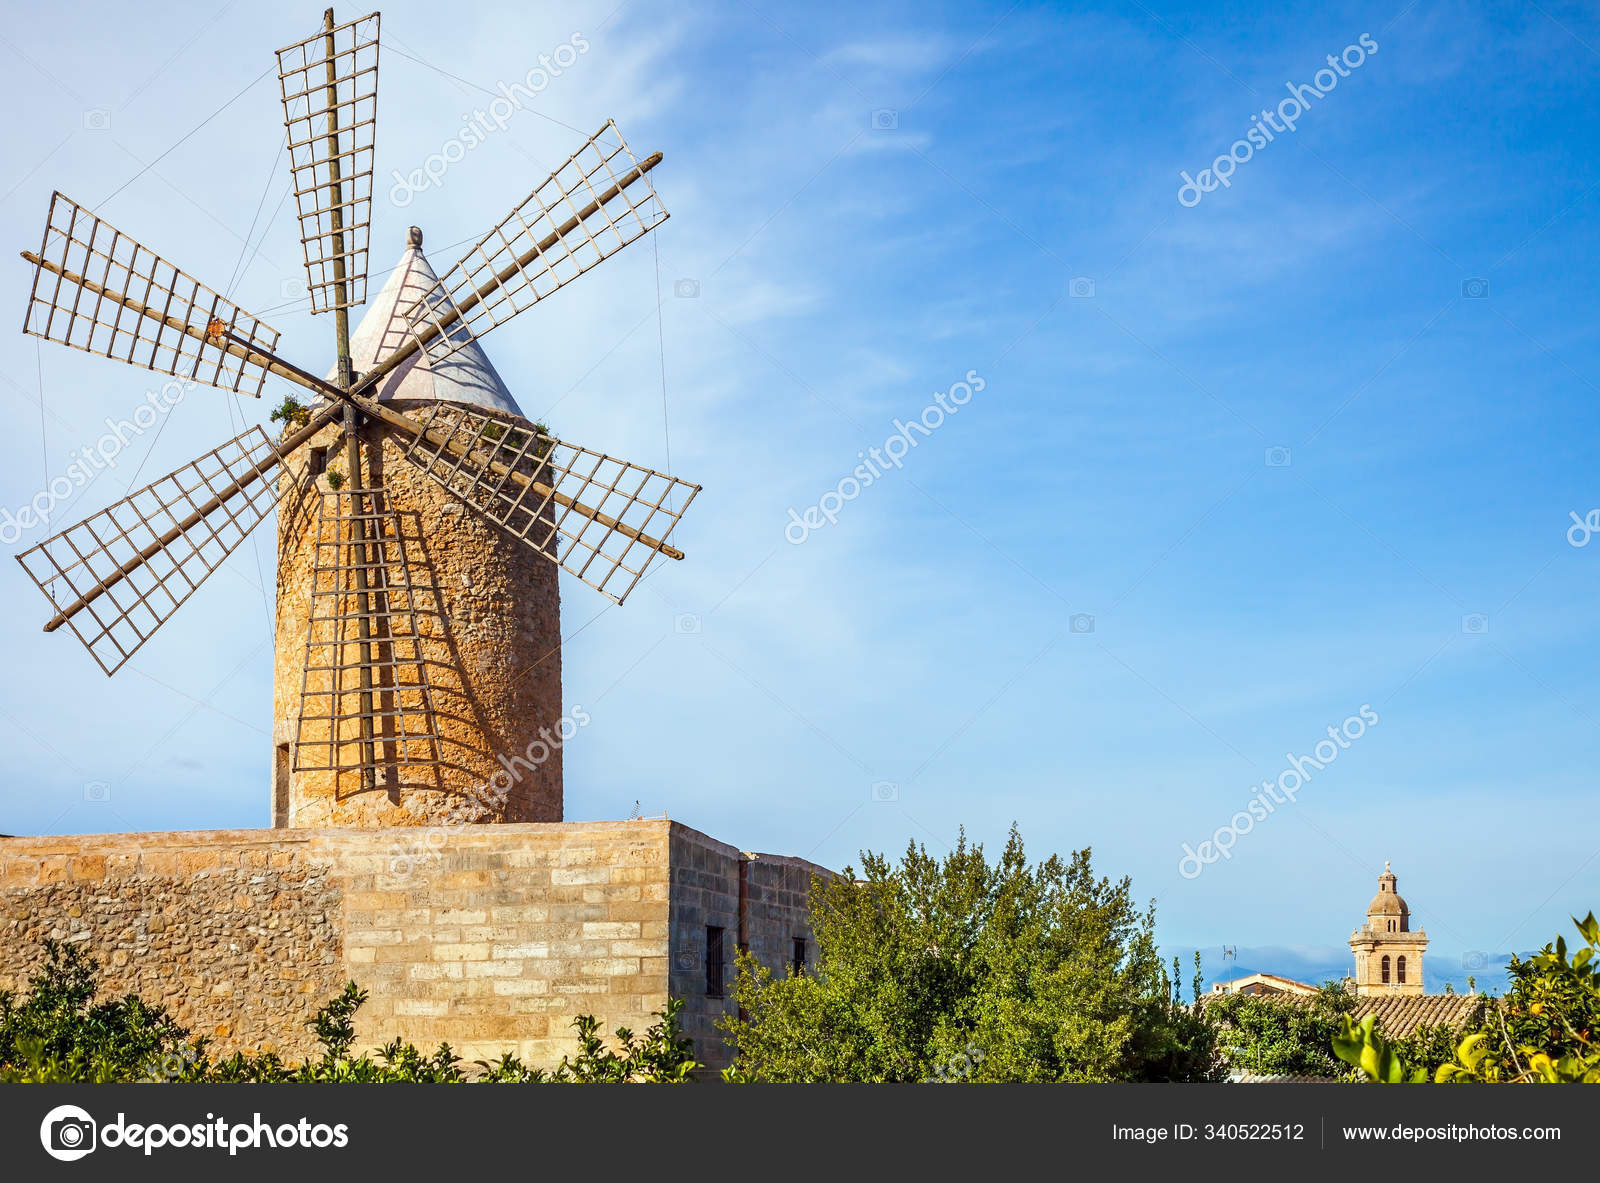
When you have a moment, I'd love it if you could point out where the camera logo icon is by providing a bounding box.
[83,780,110,803]
[1264,445,1292,467]
[1069,276,1095,298]
[82,108,111,131]
[870,780,899,803]
[41,1104,97,1161]
[1461,277,1489,299]
[279,275,308,301]
[871,109,898,131]
[675,613,702,634]
[1461,950,1489,971]
[1461,613,1489,635]
[674,278,699,298]
[1068,612,1095,634]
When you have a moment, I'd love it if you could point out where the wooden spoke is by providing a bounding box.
[294,487,446,790]
[386,121,666,376]
[276,10,380,315]
[13,415,334,675]
[21,193,282,398]
[388,402,698,605]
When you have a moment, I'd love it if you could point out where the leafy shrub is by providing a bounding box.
[719,827,1223,1082]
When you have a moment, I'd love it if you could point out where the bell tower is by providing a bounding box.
[1348,861,1428,996]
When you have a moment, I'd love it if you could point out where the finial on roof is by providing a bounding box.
[1385,859,1391,873]
[406,226,423,248]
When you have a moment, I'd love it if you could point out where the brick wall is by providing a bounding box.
[0,820,826,1071]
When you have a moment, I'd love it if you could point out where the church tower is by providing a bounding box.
[1348,862,1428,996]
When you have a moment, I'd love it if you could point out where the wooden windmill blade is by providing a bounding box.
[275,9,380,316]
[369,400,698,605]
[390,120,667,373]
[20,192,284,398]
[14,407,340,675]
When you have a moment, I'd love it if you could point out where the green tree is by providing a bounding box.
[1207,983,1355,1078]
[719,827,1222,1082]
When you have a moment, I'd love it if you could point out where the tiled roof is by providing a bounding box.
[1350,993,1485,1038]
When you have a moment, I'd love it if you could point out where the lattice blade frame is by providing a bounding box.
[276,11,380,314]
[403,120,667,365]
[396,405,698,604]
[22,192,282,397]
[14,425,285,675]
[293,488,443,780]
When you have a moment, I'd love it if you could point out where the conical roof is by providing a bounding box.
[322,226,524,417]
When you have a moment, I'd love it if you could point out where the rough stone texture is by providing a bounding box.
[0,821,827,1071]
[272,408,562,828]
[0,831,342,1058]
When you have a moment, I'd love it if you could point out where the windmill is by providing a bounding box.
[14,10,699,827]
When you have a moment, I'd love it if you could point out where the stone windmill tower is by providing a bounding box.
[15,13,699,831]
[271,226,565,829]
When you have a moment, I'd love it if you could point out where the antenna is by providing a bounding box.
[15,8,699,795]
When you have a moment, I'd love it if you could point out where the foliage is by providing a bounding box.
[1207,982,1356,1078]
[719,826,1223,1082]
[269,395,311,429]
[323,466,346,491]
[0,941,197,1083]
[0,941,698,1083]
[1436,912,1600,1083]
[482,419,551,456]
[1333,1014,1427,1082]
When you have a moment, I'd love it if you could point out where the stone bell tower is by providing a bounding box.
[1348,862,1428,996]
[271,227,564,828]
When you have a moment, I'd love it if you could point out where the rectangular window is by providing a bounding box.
[705,926,725,997]
[272,744,291,828]
[792,937,807,976]
[308,446,328,477]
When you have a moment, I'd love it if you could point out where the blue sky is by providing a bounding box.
[1,0,1596,991]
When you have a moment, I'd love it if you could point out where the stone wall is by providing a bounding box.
[0,831,343,1059]
[0,820,826,1070]
[668,827,830,1060]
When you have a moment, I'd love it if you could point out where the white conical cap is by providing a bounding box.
[323,226,525,417]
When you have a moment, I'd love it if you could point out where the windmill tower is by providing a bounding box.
[15,10,698,828]
[272,225,566,827]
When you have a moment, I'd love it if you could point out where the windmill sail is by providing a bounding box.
[394,402,698,605]
[293,487,445,787]
[276,10,380,315]
[22,192,282,398]
[398,120,666,369]
[15,410,336,675]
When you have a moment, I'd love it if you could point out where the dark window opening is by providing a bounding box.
[272,744,291,828]
[792,937,807,976]
[1396,956,1407,984]
[308,446,328,478]
[705,926,725,998]
[1381,955,1391,984]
